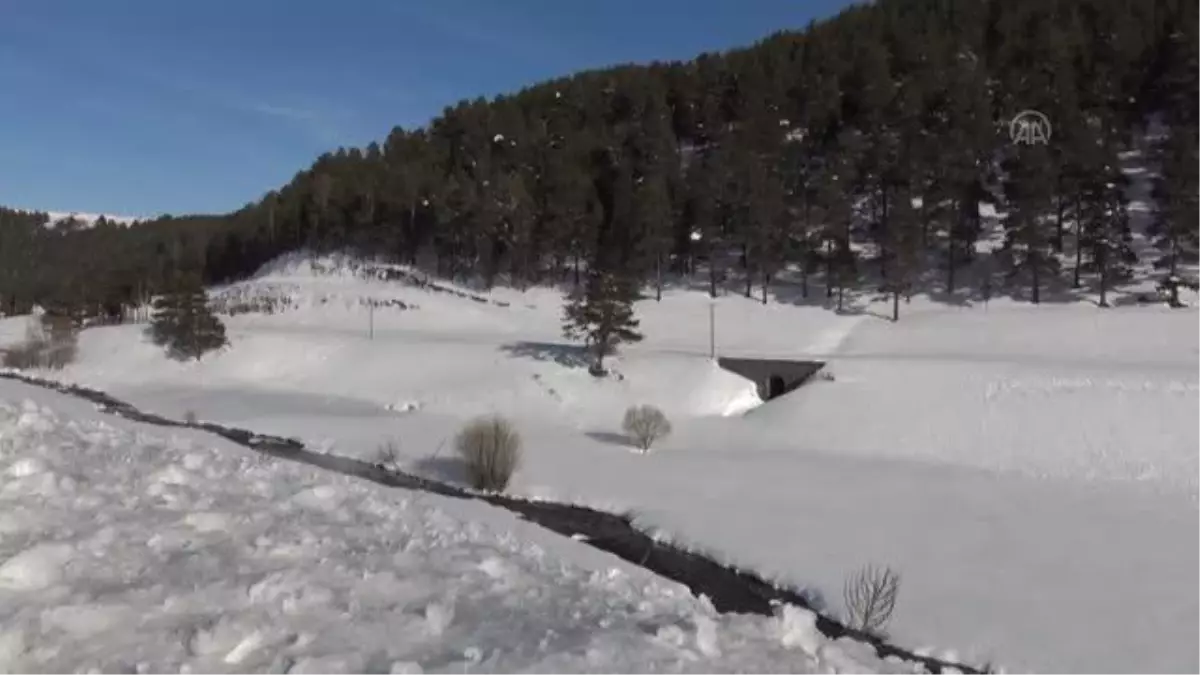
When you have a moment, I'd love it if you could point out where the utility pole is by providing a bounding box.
[709,300,716,361]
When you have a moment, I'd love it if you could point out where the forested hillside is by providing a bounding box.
[1,0,1196,321]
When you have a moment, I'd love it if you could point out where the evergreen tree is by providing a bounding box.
[818,128,864,312]
[744,155,789,304]
[1000,141,1060,304]
[149,274,228,361]
[885,181,922,321]
[1149,123,1200,306]
[1076,116,1135,307]
[562,267,642,376]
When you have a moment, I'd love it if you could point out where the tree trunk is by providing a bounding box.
[892,290,900,322]
[946,198,961,295]
[761,270,769,305]
[1097,244,1109,307]
[1073,224,1084,289]
[407,203,418,263]
[1072,196,1084,288]
[825,240,834,299]
[655,253,663,302]
[879,184,890,281]
[709,243,718,298]
[1031,247,1041,305]
[1054,184,1066,253]
[1169,235,1181,306]
[801,201,811,299]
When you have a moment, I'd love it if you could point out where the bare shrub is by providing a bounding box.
[818,370,836,382]
[376,438,401,469]
[454,415,521,492]
[622,404,672,452]
[843,564,901,636]
[184,410,198,425]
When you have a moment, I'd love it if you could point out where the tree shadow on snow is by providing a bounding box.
[410,455,468,486]
[500,341,591,369]
[584,430,632,448]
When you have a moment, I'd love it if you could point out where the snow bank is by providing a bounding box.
[0,380,927,673]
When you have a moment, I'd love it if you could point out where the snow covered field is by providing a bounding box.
[0,378,913,674]
[2,255,1197,672]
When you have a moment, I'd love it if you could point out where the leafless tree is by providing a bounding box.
[622,405,672,452]
[843,564,901,635]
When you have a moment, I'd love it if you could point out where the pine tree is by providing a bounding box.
[744,154,789,304]
[688,141,738,298]
[1076,116,1135,308]
[562,267,642,376]
[1000,141,1060,304]
[936,51,993,297]
[1078,175,1133,308]
[885,182,921,321]
[1149,123,1200,306]
[624,79,679,301]
[816,128,863,312]
[149,274,228,361]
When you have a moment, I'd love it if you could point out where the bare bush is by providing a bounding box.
[184,410,198,425]
[843,564,901,635]
[622,404,672,452]
[454,415,522,492]
[376,438,402,469]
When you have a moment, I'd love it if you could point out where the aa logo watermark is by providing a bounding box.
[1010,109,1052,145]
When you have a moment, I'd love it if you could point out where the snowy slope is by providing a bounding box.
[0,378,916,674]
[2,253,1197,672]
[43,210,142,228]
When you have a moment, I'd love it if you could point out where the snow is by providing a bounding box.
[1,250,1197,672]
[0,379,913,673]
[44,211,142,228]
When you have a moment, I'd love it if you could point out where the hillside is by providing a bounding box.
[2,251,1195,671]
[1,0,1196,322]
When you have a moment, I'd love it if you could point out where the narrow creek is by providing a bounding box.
[0,371,983,674]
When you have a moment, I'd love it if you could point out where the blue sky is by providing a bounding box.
[0,0,853,217]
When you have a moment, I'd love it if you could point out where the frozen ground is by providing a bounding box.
[2,253,1197,672]
[0,377,921,674]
